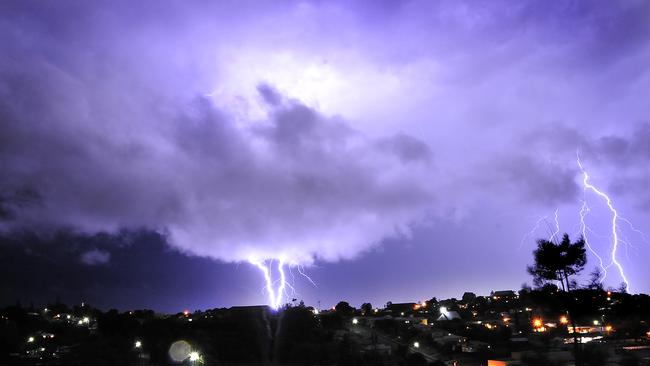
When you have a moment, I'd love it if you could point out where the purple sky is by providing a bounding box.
[1,0,650,312]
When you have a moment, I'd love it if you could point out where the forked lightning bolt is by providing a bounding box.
[577,154,630,292]
[520,208,559,249]
[550,208,560,242]
[249,258,287,309]
[249,258,318,309]
[579,199,608,281]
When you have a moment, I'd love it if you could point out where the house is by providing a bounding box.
[491,290,518,301]
[437,310,461,321]
[386,302,417,316]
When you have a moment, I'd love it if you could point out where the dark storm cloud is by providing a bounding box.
[518,122,650,212]
[376,134,432,163]
[0,7,434,264]
[80,249,111,266]
[594,124,650,164]
[587,124,650,210]
[496,156,579,206]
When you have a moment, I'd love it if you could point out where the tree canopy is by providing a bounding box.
[527,233,586,291]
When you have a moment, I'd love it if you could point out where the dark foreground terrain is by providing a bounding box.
[2,288,650,365]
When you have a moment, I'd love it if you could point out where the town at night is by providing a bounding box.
[1,0,650,365]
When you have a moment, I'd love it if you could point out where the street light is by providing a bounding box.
[352,318,358,325]
[135,340,142,349]
[28,336,34,343]
[188,351,201,362]
[413,342,420,348]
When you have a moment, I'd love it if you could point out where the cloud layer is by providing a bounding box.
[1,0,650,295]
[0,10,434,263]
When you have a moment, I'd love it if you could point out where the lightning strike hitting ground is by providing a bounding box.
[249,258,287,309]
[249,259,318,309]
[577,154,630,292]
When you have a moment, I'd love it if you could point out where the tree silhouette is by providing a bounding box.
[527,233,586,291]
[335,301,354,315]
[528,233,586,366]
[586,267,604,290]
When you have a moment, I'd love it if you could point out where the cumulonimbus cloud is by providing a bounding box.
[0,17,434,264]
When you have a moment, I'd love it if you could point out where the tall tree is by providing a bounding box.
[586,267,604,290]
[335,301,354,315]
[527,233,587,366]
[527,233,586,291]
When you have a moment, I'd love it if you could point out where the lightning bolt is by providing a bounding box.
[579,198,608,281]
[520,214,549,249]
[520,209,560,249]
[249,258,287,310]
[577,153,630,293]
[620,217,650,245]
[249,259,318,309]
[297,265,318,287]
[550,208,560,242]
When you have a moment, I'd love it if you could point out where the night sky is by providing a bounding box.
[1,0,650,313]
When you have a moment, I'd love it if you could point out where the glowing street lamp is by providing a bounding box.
[188,351,201,363]
[135,340,142,349]
[28,336,34,343]
[352,318,358,325]
[413,342,420,348]
[560,316,569,325]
